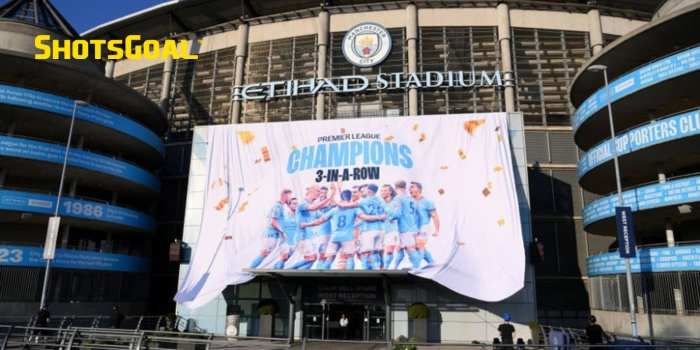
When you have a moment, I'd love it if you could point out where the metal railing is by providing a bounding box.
[3,315,700,350]
[2,323,699,350]
[589,271,700,316]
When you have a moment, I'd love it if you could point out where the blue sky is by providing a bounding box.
[1,0,166,34]
[52,0,165,34]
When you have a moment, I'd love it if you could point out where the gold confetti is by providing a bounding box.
[246,188,259,197]
[237,131,256,144]
[211,178,227,189]
[292,145,297,150]
[255,158,261,164]
[498,135,503,142]
[215,197,229,211]
[457,149,466,159]
[457,242,466,246]
[341,128,346,133]
[438,188,445,195]
[384,136,395,141]
[224,235,233,241]
[262,146,271,162]
[494,166,503,172]
[498,219,505,226]
[488,182,492,189]
[413,124,419,131]
[482,188,491,197]
[238,201,249,213]
[440,166,448,170]
[418,133,426,142]
[464,119,486,135]
[495,126,501,132]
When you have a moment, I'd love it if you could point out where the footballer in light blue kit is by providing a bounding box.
[335,183,386,269]
[274,198,299,269]
[380,184,400,269]
[392,180,423,270]
[302,190,385,270]
[250,189,292,269]
[410,182,440,268]
[312,186,334,269]
[288,184,336,270]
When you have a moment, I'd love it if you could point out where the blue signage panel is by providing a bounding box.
[615,207,636,258]
[587,246,700,276]
[0,85,164,155]
[582,176,700,227]
[0,190,155,231]
[579,110,700,177]
[0,245,150,273]
[574,46,700,132]
[0,136,159,192]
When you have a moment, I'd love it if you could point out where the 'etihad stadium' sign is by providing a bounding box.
[238,70,503,101]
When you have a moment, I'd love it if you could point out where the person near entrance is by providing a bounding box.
[498,313,516,346]
[339,313,349,340]
[111,306,125,329]
[585,315,606,348]
[33,303,51,343]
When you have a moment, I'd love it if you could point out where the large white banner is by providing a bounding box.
[175,113,524,308]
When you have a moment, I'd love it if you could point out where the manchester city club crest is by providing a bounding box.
[342,22,392,68]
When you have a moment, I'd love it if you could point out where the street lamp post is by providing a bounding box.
[39,99,89,310]
[586,64,638,337]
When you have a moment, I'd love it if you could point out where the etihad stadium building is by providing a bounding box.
[0,0,165,317]
[75,0,700,342]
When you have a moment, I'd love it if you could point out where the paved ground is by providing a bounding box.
[210,339,488,349]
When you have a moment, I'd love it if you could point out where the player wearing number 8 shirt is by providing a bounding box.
[302,190,386,270]
[334,183,386,270]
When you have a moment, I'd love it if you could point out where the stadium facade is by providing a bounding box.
[572,0,700,338]
[84,0,653,341]
[75,0,697,342]
[0,0,165,317]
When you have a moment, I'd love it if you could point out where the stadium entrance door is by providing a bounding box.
[303,303,386,341]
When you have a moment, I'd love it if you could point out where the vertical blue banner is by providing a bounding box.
[615,206,636,258]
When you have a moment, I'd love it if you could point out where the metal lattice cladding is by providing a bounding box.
[243,35,317,123]
[329,28,407,119]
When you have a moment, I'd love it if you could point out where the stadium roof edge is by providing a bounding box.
[81,0,661,42]
[80,0,183,37]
